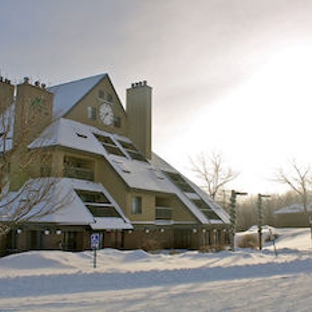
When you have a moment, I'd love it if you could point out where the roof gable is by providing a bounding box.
[48,73,107,116]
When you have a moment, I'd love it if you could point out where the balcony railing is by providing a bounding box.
[156,206,173,220]
[63,166,94,181]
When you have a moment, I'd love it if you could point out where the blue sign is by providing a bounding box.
[91,233,100,249]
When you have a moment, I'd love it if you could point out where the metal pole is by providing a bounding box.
[93,248,97,269]
[257,194,263,250]
[229,190,236,251]
[257,194,270,251]
[229,190,248,251]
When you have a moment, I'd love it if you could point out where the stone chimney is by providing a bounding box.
[0,76,14,113]
[126,81,152,159]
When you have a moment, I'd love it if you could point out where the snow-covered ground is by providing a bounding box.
[1,228,312,311]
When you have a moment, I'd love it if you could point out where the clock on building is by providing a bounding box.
[99,103,114,126]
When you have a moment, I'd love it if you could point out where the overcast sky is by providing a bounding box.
[1,0,312,194]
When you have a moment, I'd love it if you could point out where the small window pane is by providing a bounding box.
[114,117,121,128]
[131,196,142,214]
[107,93,113,102]
[88,107,96,120]
[98,89,104,99]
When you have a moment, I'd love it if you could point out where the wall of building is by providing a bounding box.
[65,76,128,136]
[0,78,14,111]
[10,80,54,191]
[274,212,312,227]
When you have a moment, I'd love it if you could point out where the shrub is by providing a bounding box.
[237,234,258,249]
[169,249,180,255]
[140,239,162,252]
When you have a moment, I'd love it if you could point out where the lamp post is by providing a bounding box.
[230,190,248,251]
[257,193,270,250]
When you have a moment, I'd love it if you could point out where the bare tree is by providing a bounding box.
[190,151,239,200]
[275,159,312,213]
[0,80,68,238]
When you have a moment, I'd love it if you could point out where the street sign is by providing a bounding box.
[91,233,100,249]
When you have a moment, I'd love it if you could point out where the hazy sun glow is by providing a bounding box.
[167,44,312,194]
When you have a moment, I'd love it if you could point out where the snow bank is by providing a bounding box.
[1,228,312,311]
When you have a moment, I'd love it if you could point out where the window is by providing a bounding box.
[98,89,105,99]
[75,190,121,218]
[117,140,148,162]
[192,199,221,220]
[107,93,113,102]
[94,134,126,157]
[131,196,142,214]
[114,117,121,128]
[75,190,110,203]
[164,172,194,193]
[88,107,96,120]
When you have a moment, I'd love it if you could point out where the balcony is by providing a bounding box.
[155,206,173,220]
[63,166,94,181]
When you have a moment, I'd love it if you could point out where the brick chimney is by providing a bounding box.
[126,81,152,159]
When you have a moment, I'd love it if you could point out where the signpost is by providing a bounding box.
[230,190,248,251]
[257,194,270,250]
[91,233,100,268]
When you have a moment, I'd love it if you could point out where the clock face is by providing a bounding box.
[99,103,114,126]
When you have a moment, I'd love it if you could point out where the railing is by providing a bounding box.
[155,207,172,220]
[63,166,94,181]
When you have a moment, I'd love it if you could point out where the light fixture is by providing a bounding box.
[17,228,22,234]
[56,229,62,235]
[44,229,50,235]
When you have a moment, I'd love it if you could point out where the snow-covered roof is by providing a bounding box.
[275,203,312,214]
[28,118,229,225]
[0,178,133,230]
[28,118,106,155]
[185,176,231,224]
[48,73,107,116]
[91,217,133,230]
